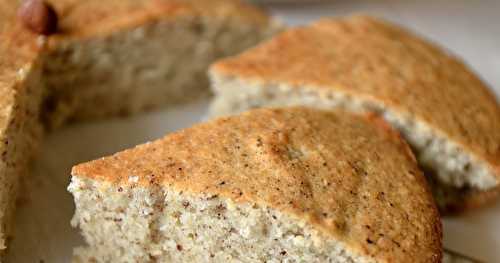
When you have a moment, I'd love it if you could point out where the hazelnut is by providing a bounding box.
[17,0,58,35]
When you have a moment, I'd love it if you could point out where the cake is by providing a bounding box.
[69,107,442,262]
[12,0,278,128]
[209,15,500,213]
[0,0,275,251]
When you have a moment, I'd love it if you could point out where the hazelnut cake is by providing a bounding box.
[0,0,275,251]
[69,107,442,262]
[209,16,500,213]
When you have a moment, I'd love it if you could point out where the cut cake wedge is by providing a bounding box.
[69,107,442,262]
[209,16,500,213]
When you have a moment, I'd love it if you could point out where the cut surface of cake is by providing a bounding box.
[17,0,277,128]
[69,107,442,262]
[0,0,275,251]
[209,15,500,213]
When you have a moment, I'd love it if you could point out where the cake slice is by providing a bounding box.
[0,0,275,251]
[69,107,442,262]
[28,0,278,128]
[209,16,500,213]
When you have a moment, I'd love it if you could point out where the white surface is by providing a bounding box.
[5,1,500,262]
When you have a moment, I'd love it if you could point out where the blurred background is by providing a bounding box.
[6,0,500,262]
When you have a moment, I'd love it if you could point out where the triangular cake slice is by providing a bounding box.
[69,107,442,262]
[209,16,500,212]
[0,0,275,251]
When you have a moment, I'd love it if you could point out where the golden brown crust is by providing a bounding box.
[447,187,500,214]
[429,175,500,215]
[457,187,500,213]
[73,107,442,263]
[211,16,500,187]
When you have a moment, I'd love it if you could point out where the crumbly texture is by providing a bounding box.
[41,11,274,128]
[0,59,44,251]
[70,177,371,263]
[0,0,275,251]
[40,0,278,128]
[70,107,442,262]
[209,15,500,212]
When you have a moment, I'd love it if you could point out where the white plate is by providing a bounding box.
[6,1,500,262]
